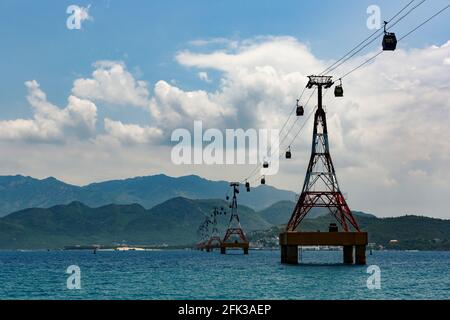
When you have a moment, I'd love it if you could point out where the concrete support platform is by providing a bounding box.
[220,242,249,255]
[279,232,368,265]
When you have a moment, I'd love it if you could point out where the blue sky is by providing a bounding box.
[0,1,449,217]
[0,0,448,120]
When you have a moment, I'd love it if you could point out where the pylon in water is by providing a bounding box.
[286,75,361,232]
[223,182,248,244]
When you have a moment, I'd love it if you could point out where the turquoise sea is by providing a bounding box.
[0,250,448,300]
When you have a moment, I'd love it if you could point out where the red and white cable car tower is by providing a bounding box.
[221,182,249,255]
[280,75,368,265]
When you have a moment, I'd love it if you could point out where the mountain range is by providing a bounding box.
[0,174,297,217]
[0,197,271,249]
[1,173,448,250]
[1,197,448,250]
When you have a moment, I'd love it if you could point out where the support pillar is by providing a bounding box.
[343,245,354,264]
[355,245,366,265]
[280,245,287,263]
[284,245,298,264]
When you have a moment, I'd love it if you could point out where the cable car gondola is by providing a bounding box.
[263,161,269,168]
[334,78,344,97]
[261,176,266,185]
[382,21,397,51]
[286,146,292,159]
[296,99,304,116]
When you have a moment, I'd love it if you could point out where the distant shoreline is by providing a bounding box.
[1,248,448,252]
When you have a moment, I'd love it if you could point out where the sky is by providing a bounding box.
[0,0,449,218]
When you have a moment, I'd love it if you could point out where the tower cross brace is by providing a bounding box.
[206,207,223,247]
[286,75,361,232]
[223,182,248,243]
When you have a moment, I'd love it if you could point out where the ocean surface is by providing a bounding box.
[0,249,448,300]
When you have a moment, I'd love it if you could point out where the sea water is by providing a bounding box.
[0,250,448,299]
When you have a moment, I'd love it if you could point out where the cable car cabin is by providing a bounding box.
[382,32,397,51]
[286,146,292,159]
[263,161,269,168]
[261,177,266,185]
[334,85,344,97]
[245,182,250,189]
[296,106,304,116]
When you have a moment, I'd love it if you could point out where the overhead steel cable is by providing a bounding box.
[240,86,310,184]
[279,85,307,136]
[339,3,450,80]
[325,0,427,76]
[237,0,447,189]
[397,4,449,42]
[242,1,427,185]
[241,88,317,184]
[319,0,417,76]
[241,88,319,184]
[249,106,317,187]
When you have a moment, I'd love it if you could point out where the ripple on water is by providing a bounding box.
[0,250,448,299]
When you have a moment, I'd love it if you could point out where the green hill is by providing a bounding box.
[0,197,270,249]
[0,197,447,250]
[248,214,450,250]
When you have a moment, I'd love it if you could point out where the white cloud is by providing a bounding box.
[1,36,450,218]
[0,80,97,142]
[177,36,322,73]
[198,71,212,83]
[147,37,323,133]
[72,61,150,108]
[188,37,238,49]
[149,80,235,130]
[103,118,163,144]
[148,36,450,217]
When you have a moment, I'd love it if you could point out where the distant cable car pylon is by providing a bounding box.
[221,182,249,254]
[203,207,225,252]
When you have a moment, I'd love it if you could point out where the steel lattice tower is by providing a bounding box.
[196,215,211,248]
[206,207,223,247]
[286,75,361,232]
[223,183,248,243]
